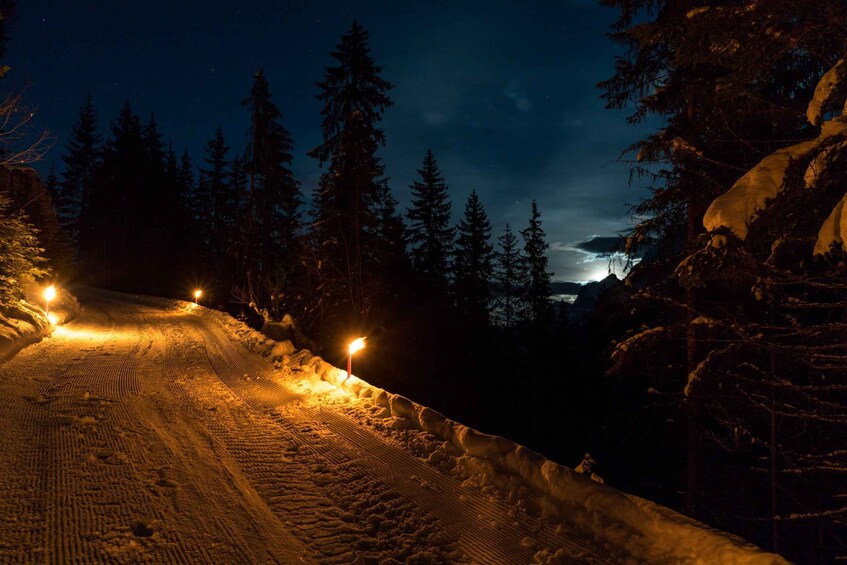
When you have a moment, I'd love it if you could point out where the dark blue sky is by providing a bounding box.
[9,0,654,282]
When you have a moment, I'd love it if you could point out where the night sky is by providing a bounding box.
[9,0,654,283]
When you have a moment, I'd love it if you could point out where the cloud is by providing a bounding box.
[575,235,623,255]
[502,80,532,113]
[551,235,626,262]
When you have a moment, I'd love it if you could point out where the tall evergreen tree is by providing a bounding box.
[309,21,394,325]
[83,102,144,287]
[600,3,847,559]
[453,190,494,323]
[197,127,232,261]
[407,149,454,290]
[242,70,302,296]
[520,200,552,327]
[45,164,59,200]
[494,223,526,329]
[0,192,47,307]
[60,93,100,249]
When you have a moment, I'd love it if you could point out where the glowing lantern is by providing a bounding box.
[44,285,56,315]
[347,337,366,379]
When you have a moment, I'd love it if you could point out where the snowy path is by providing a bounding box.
[0,290,607,563]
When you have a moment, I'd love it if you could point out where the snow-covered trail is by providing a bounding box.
[0,289,606,564]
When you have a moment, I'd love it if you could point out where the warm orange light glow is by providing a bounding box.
[46,312,58,325]
[348,337,366,355]
[193,289,202,303]
[44,285,56,302]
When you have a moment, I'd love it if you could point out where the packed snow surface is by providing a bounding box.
[0,289,787,563]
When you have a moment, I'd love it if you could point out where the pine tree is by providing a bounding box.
[453,190,494,323]
[242,70,302,291]
[0,192,48,307]
[60,93,100,249]
[494,223,526,328]
[197,127,232,261]
[83,102,144,287]
[407,149,454,291]
[309,21,394,324]
[520,200,552,327]
[601,4,847,558]
[374,180,409,291]
[45,165,59,200]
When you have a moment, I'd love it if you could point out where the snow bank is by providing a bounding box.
[0,287,80,362]
[298,353,785,562]
[814,192,847,255]
[703,119,847,239]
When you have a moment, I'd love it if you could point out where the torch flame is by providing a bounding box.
[194,289,202,300]
[44,285,56,302]
[348,337,366,355]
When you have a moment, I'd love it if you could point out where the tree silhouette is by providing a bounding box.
[241,69,302,313]
[520,200,552,327]
[494,223,526,328]
[60,93,100,250]
[453,190,494,324]
[309,21,394,326]
[407,149,454,294]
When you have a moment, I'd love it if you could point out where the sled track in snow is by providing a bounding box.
[184,310,605,564]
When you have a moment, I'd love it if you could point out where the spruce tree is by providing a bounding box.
[600,2,847,539]
[309,21,394,323]
[45,165,59,200]
[177,149,195,202]
[0,192,47,307]
[494,223,526,329]
[197,127,232,261]
[84,102,144,287]
[453,190,494,323]
[242,70,302,289]
[520,200,552,327]
[407,149,454,291]
[60,93,100,249]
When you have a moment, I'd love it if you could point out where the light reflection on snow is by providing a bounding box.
[53,324,133,342]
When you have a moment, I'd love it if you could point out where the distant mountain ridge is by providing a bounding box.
[550,281,583,295]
